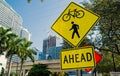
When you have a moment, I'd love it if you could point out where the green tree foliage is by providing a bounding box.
[0,27,16,55]
[18,38,36,76]
[96,51,120,72]
[0,67,5,76]
[0,27,21,76]
[0,27,36,76]
[28,64,51,76]
[6,36,22,76]
[82,0,120,54]
[81,0,120,73]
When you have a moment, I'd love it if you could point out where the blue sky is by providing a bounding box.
[5,0,83,51]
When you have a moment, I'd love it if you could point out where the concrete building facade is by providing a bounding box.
[0,0,22,35]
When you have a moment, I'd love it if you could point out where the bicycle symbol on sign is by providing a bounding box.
[62,9,85,22]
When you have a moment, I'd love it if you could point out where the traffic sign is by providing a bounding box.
[60,47,95,70]
[85,51,102,72]
[94,51,102,64]
[51,2,100,47]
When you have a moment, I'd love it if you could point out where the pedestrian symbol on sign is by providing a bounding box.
[69,21,80,39]
[51,2,100,47]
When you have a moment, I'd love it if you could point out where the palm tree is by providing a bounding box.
[6,36,22,76]
[0,27,16,55]
[18,38,36,76]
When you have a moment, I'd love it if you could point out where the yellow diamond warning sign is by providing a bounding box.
[60,47,95,70]
[51,2,100,47]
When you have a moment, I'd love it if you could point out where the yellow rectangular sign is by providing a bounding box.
[60,47,95,70]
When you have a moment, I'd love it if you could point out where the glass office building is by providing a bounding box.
[42,35,63,59]
[38,52,46,60]
[43,35,62,54]
[47,46,62,59]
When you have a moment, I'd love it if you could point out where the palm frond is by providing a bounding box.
[27,0,31,3]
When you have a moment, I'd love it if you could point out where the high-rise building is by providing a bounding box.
[0,0,31,71]
[0,0,31,39]
[42,35,63,59]
[20,27,31,41]
[0,0,22,35]
[43,35,62,54]
[38,52,46,60]
[47,46,62,59]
